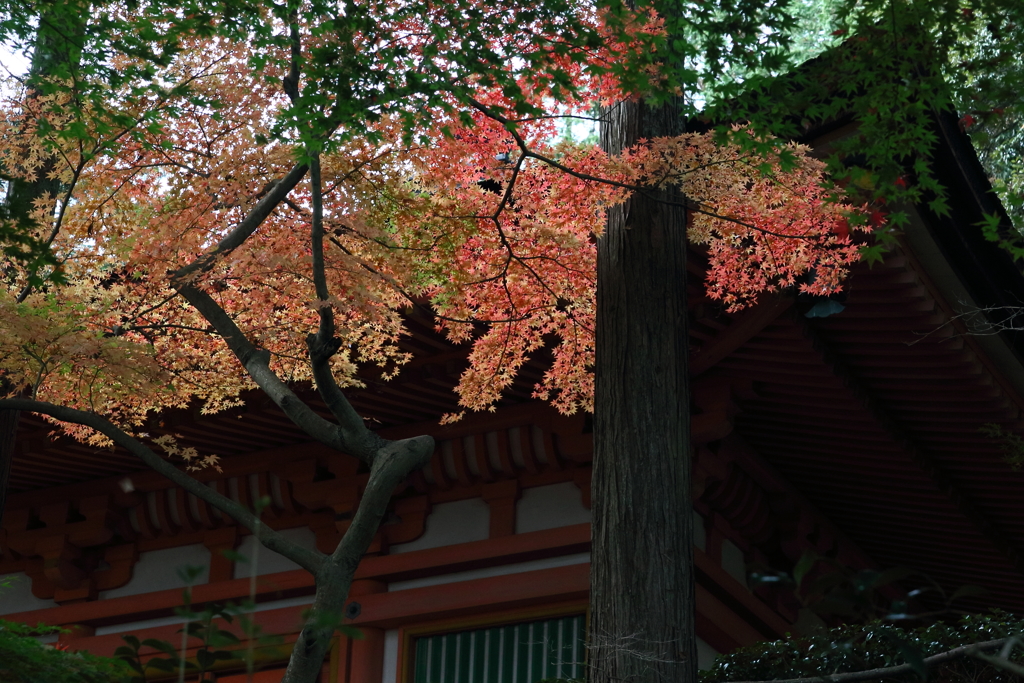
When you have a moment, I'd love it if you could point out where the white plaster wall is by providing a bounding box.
[95,594,317,636]
[722,539,747,587]
[697,636,720,670]
[233,526,318,579]
[99,544,211,599]
[0,572,56,615]
[515,482,591,534]
[693,511,707,551]
[390,498,489,553]
[95,614,184,636]
[382,628,400,683]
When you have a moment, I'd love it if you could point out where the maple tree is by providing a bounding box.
[0,2,865,680]
[3,0,1023,681]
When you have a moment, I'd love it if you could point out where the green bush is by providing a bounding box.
[702,612,1024,683]
[0,620,130,683]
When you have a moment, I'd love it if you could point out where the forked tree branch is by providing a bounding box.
[331,433,434,569]
[0,398,326,574]
[174,283,387,464]
[161,138,393,464]
[303,152,375,442]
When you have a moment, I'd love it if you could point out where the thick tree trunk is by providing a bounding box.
[4,0,83,220]
[281,564,350,683]
[0,2,86,525]
[590,97,696,683]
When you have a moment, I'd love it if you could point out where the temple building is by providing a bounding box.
[2,111,1024,683]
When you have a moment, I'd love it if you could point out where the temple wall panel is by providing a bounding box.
[100,544,210,599]
[391,499,490,554]
[0,402,837,681]
[232,527,318,579]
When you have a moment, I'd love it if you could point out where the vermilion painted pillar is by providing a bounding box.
[348,580,387,683]
[481,480,520,537]
[349,628,384,683]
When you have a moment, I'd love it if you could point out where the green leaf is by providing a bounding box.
[141,638,179,657]
[208,629,242,647]
[895,638,928,680]
[872,566,916,588]
[338,625,365,640]
[176,564,205,585]
[220,549,249,563]
[947,584,989,603]
[978,211,1004,243]
[859,244,886,267]
[253,495,273,514]
[792,550,818,589]
[145,657,180,672]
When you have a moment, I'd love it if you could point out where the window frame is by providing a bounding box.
[396,600,589,683]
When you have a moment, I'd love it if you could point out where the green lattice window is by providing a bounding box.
[412,614,586,683]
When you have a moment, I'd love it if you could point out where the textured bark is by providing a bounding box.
[281,433,434,683]
[0,2,86,527]
[590,96,696,683]
[3,1,85,227]
[0,397,433,683]
[282,563,350,683]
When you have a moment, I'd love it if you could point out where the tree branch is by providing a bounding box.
[309,153,333,341]
[0,398,326,574]
[171,282,380,460]
[303,328,385,461]
[330,433,434,571]
[727,638,1014,683]
[170,162,309,285]
[303,153,385,457]
[465,97,831,242]
[282,14,301,103]
[162,152,409,466]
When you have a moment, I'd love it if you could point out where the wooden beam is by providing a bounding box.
[801,319,1024,576]
[691,294,794,376]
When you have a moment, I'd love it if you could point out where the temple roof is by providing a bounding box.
[7,109,1024,617]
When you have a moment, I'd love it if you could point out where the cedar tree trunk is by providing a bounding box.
[590,95,696,683]
[0,1,87,525]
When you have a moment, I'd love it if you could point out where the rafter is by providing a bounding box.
[800,317,1024,575]
[691,293,793,376]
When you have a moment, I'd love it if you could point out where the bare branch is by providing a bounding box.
[908,302,1024,346]
[172,282,388,462]
[170,162,309,285]
[330,433,434,570]
[727,638,1013,683]
[300,153,391,454]
[0,398,326,574]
